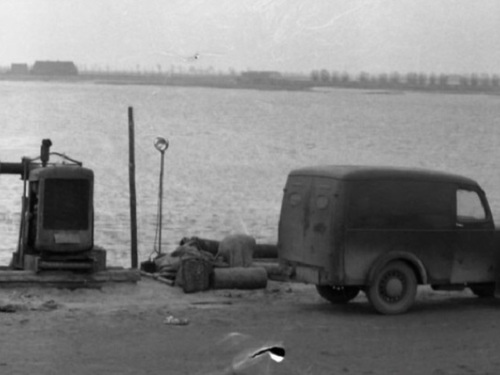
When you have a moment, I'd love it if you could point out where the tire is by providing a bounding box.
[315,285,360,304]
[367,261,417,315]
[469,283,495,298]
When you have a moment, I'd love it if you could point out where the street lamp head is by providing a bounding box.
[154,137,169,153]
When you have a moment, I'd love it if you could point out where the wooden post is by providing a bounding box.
[128,107,138,269]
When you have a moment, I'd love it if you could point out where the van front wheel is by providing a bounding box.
[315,285,360,304]
[368,261,417,315]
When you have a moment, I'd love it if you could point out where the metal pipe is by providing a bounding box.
[40,139,52,167]
[0,162,24,175]
[154,137,169,256]
[158,150,165,254]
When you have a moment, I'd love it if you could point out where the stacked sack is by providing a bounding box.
[154,237,214,293]
[153,234,268,293]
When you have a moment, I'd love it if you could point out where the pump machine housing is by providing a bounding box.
[1,139,105,272]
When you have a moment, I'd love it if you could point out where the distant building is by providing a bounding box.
[31,61,78,76]
[10,63,29,75]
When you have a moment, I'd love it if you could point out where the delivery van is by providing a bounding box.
[278,165,500,314]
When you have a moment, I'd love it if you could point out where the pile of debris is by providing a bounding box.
[141,234,285,293]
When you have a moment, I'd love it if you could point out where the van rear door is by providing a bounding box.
[278,175,339,273]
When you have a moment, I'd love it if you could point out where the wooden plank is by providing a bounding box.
[140,271,174,286]
[0,268,140,286]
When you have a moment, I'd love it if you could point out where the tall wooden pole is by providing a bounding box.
[128,107,138,268]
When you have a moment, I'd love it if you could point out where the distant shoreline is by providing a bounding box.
[0,73,312,92]
[1,73,499,95]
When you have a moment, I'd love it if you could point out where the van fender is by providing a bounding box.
[366,251,428,285]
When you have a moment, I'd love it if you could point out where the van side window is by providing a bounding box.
[348,181,453,230]
[456,189,486,221]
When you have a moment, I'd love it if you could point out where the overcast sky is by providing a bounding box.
[1,0,499,74]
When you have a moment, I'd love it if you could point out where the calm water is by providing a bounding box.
[1,81,500,266]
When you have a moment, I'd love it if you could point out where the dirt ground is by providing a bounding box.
[1,278,500,375]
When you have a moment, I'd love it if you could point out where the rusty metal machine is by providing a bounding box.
[0,139,106,273]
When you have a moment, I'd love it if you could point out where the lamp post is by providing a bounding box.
[154,137,169,255]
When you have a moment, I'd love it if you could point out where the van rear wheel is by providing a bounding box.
[315,285,360,304]
[368,261,417,315]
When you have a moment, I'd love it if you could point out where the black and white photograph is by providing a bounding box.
[1,1,500,374]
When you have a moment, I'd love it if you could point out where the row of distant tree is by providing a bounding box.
[311,70,500,90]
[3,61,500,93]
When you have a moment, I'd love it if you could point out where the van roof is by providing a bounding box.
[289,165,478,186]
